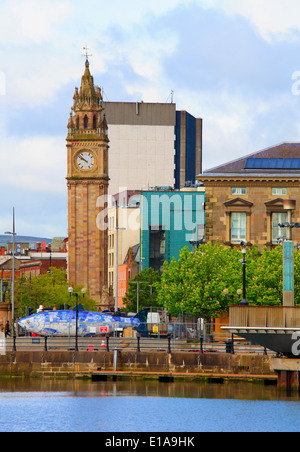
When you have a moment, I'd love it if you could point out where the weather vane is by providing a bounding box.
[82,45,92,62]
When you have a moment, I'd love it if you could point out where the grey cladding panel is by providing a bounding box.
[103,102,176,126]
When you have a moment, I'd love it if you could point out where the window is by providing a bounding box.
[84,115,88,129]
[224,198,253,245]
[246,158,300,170]
[149,227,166,273]
[272,188,287,196]
[272,212,287,243]
[231,188,246,195]
[231,212,246,243]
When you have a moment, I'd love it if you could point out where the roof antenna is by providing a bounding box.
[166,90,174,103]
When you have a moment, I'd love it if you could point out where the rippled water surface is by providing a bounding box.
[0,379,299,432]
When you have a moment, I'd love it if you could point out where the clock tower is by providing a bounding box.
[66,57,111,309]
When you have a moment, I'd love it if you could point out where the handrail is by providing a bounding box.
[3,333,270,354]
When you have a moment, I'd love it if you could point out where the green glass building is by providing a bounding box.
[140,189,205,272]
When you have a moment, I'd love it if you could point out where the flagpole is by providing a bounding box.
[12,207,15,341]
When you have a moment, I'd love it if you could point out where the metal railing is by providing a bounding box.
[3,322,271,355]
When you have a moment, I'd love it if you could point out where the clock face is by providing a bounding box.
[76,151,95,170]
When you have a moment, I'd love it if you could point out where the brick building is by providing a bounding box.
[19,255,67,278]
[117,245,139,308]
[66,58,110,309]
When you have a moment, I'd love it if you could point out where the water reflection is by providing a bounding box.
[0,378,298,402]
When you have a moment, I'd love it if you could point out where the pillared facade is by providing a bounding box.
[198,143,300,250]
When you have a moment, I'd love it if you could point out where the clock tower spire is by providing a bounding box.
[66,56,111,309]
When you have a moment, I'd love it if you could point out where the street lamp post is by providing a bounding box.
[241,249,248,305]
[5,207,16,346]
[131,279,150,314]
[240,241,248,306]
[68,287,79,352]
[189,236,205,252]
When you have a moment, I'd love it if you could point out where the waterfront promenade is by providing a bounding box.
[0,348,275,383]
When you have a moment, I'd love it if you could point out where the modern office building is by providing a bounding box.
[103,102,202,196]
[140,188,205,272]
[175,111,203,189]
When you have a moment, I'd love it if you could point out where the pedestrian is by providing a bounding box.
[5,321,11,338]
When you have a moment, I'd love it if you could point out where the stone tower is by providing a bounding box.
[66,58,112,309]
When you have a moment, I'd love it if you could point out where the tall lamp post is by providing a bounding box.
[5,207,16,343]
[68,287,79,351]
[240,241,248,306]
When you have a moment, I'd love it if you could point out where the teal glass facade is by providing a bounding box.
[140,191,205,272]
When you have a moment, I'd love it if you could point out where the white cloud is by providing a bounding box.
[205,0,300,42]
[0,135,66,194]
[1,0,300,236]
[173,85,296,171]
[0,0,185,108]
[71,0,194,31]
[0,0,72,45]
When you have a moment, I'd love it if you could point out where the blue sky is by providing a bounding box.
[1,0,300,237]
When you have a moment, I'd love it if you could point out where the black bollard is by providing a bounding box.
[231,334,235,355]
[13,335,16,352]
[44,336,48,352]
[200,336,204,354]
[106,335,110,352]
[167,334,172,354]
[136,334,141,353]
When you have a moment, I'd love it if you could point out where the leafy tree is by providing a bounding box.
[15,268,96,318]
[122,268,161,312]
[157,242,244,320]
[157,242,300,320]
[245,246,283,306]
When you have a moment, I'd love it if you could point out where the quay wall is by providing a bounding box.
[0,351,274,380]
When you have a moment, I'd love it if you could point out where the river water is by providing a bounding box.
[0,379,299,433]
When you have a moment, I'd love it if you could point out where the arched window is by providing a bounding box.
[76,116,79,129]
[84,115,88,129]
[93,115,97,129]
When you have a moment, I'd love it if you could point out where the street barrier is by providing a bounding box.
[5,329,272,355]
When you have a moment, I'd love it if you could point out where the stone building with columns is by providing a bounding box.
[197,142,300,249]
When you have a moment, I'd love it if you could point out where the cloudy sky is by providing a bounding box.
[1,0,300,237]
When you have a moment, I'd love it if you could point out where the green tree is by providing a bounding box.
[245,246,283,306]
[157,242,244,320]
[123,268,161,312]
[15,268,96,318]
[157,242,298,320]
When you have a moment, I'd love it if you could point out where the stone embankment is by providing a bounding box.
[0,351,276,383]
